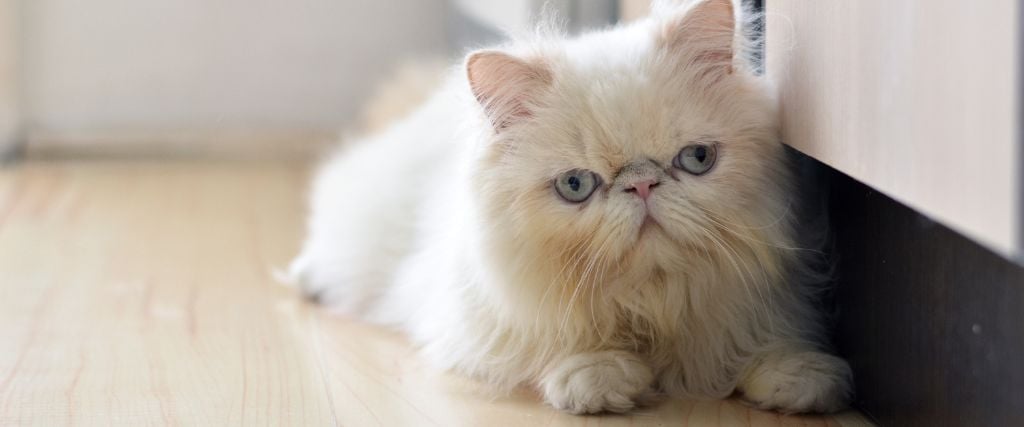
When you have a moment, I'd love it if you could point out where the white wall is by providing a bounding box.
[454,0,616,35]
[22,0,448,142]
[453,0,532,34]
[0,0,19,154]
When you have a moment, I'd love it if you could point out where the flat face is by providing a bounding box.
[474,23,788,286]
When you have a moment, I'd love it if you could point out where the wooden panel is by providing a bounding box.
[0,159,873,426]
[766,1,1020,258]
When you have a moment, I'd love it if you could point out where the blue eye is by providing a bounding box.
[673,143,718,175]
[554,169,599,203]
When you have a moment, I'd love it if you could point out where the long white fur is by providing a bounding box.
[290,0,852,414]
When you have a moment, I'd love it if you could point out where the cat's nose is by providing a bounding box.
[624,179,659,200]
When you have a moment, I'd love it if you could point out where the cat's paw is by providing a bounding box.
[739,350,852,414]
[540,351,655,414]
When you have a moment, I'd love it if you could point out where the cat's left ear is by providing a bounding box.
[466,50,552,132]
[659,0,736,76]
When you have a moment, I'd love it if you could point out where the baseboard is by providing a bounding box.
[23,128,339,161]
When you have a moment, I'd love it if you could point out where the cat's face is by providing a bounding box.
[469,0,788,291]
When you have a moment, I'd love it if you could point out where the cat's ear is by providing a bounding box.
[659,0,736,77]
[466,50,552,132]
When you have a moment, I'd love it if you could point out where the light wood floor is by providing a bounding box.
[0,160,874,426]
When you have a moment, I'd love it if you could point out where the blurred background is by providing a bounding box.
[0,1,1021,426]
[0,0,622,159]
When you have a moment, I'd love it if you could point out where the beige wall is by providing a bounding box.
[21,0,448,146]
[619,0,650,22]
[0,0,19,155]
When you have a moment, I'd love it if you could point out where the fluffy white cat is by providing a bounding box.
[290,0,852,414]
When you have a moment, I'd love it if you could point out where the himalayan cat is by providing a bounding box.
[290,0,852,415]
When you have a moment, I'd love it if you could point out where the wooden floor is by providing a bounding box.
[0,160,874,426]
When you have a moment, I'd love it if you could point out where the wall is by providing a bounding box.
[453,0,616,37]
[0,0,19,156]
[20,0,448,154]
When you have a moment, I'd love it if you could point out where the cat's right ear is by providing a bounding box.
[466,50,551,132]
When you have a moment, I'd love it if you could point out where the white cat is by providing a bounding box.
[290,0,852,414]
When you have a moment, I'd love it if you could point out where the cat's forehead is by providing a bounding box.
[577,116,681,173]
[553,27,697,123]
[554,68,703,164]
[527,102,693,177]
[559,23,656,75]
[523,22,729,172]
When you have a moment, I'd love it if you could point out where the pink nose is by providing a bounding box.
[625,179,659,200]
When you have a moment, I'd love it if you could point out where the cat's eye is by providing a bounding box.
[554,169,600,203]
[673,143,718,175]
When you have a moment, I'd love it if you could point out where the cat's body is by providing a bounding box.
[291,0,851,414]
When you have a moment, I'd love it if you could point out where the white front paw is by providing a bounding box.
[540,351,654,414]
[740,351,852,414]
